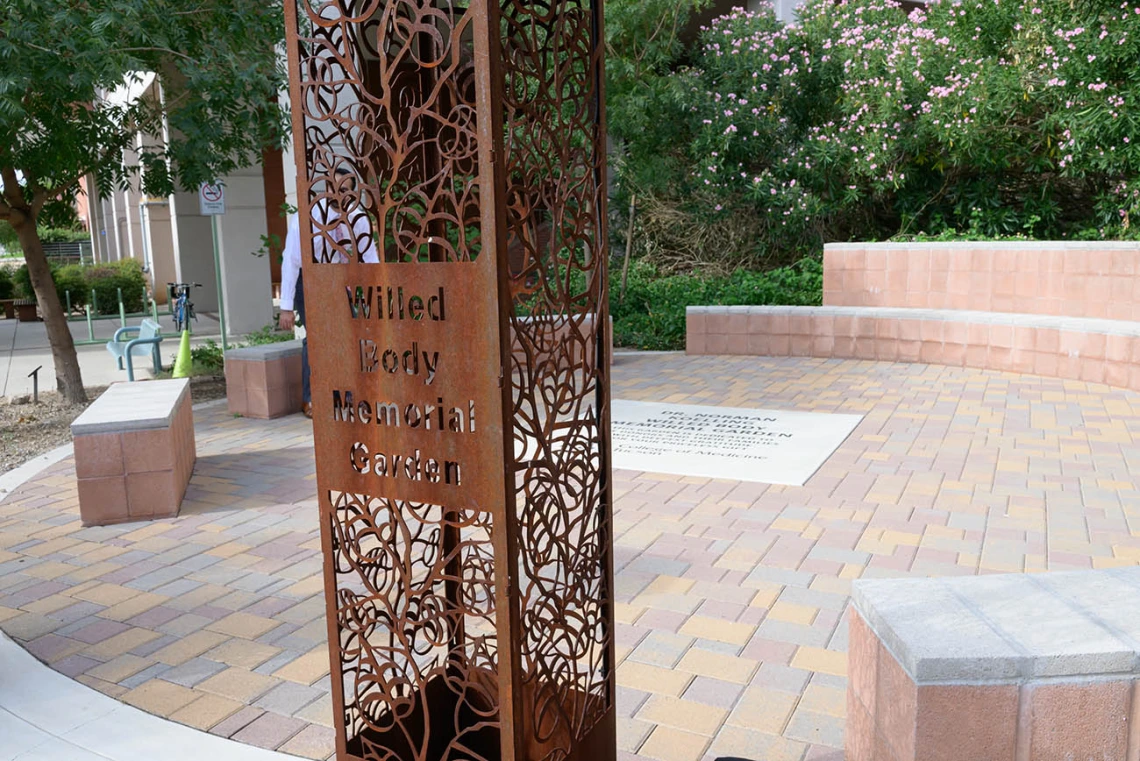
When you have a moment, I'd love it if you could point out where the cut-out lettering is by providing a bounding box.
[346,286,372,318]
[423,351,439,385]
[360,340,378,373]
[333,390,355,422]
[349,442,461,486]
[331,390,476,434]
[343,286,447,322]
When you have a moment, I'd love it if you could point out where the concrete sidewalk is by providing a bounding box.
[1,629,294,761]
[0,312,223,398]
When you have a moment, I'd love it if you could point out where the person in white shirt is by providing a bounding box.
[279,197,378,418]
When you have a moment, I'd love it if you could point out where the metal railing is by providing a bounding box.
[42,241,93,266]
[62,286,160,346]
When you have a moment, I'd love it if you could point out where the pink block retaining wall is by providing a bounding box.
[824,242,1140,320]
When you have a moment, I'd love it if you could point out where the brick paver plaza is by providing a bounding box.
[3,353,1140,760]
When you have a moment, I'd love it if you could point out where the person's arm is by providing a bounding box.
[278,214,301,323]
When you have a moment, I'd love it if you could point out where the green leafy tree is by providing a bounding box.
[605,0,712,192]
[0,0,286,402]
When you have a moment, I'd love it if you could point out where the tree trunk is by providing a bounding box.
[12,216,87,404]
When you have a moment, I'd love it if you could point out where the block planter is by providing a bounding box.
[848,569,1140,761]
[70,379,196,526]
[224,340,304,419]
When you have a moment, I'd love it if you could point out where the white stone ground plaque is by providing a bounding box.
[611,400,863,486]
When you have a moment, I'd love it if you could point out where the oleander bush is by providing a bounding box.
[609,0,1140,270]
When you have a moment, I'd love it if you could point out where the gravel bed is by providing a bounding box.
[0,375,226,475]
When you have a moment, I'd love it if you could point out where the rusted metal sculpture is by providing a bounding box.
[283,1,614,760]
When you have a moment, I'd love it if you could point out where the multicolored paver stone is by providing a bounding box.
[4,354,1140,760]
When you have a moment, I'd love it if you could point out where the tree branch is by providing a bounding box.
[18,41,62,56]
[0,166,26,209]
[118,47,196,62]
[19,38,195,64]
[30,185,55,218]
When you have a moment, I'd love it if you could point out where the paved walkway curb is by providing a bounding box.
[0,630,294,761]
[0,397,297,761]
[0,444,73,504]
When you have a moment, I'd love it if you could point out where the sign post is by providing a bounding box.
[285,2,614,760]
[198,182,228,350]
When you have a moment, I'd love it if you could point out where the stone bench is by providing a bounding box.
[70,379,195,526]
[687,305,1140,388]
[13,298,37,322]
[689,241,1140,389]
[224,340,304,419]
[848,569,1140,761]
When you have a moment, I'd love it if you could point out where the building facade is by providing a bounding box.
[85,76,291,338]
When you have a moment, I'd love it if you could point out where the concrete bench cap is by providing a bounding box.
[224,340,304,362]
[685,304,1140,337]
[824,241,1140,251]
[853,568,1140,684]
[71,378,190,436]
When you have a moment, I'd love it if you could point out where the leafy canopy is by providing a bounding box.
[0,0,287,219]
[608,0,1140,272]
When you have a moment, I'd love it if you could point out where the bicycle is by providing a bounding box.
[168,282,201,333]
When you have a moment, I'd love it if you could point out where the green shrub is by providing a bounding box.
[14,258,147,313]
[244,324,296,346]
[13,263,33,299]
[189,339,225,372]
[13,262,71,306]
[38,228,91,244]
[54,264,88,311]
[0,268,13,300]
[0,222,17,256]
[612,258,822,350]
[86,259,146,315]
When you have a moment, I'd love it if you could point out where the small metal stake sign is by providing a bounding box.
[27,365,41,404]
[284,2,615,760]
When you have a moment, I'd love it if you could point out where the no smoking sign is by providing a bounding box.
[198,182,226,215]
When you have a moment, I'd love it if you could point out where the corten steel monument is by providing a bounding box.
[283,1,614,760]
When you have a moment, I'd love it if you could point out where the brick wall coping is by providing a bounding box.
[852,568,1140,685]
[70,378,190,436]
[826,241,1140,251]
[224,339,304,362]
[684,305,1140,337]
[686,305,1140,337]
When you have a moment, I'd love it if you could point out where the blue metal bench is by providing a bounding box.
[107,318,163,381]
